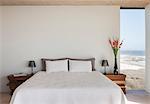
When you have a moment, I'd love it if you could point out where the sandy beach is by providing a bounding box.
[120,55,145,90]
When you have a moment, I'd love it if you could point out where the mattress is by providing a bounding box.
[10,71,126,104]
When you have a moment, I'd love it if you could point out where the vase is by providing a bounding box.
[114,57,119,75]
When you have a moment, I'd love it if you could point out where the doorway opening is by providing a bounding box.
[120,9,145,90]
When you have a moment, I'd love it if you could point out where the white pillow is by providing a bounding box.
[69,60,92,72]
[46,59,68,73]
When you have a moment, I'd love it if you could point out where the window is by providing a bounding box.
[120,9,145,90]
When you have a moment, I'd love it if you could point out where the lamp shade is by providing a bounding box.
[28,61,36,67]
[101,60,109,67]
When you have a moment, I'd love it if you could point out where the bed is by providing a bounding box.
[10,58,126,104]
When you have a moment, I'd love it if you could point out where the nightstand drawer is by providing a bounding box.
[113,81,125,86]
[13,76,31,81]
[106,74,126,80]
[120,86,126,89]
[105,74,126,94]
[7,74,32,95]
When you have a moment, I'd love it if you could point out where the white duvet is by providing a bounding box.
[10,71,126,104]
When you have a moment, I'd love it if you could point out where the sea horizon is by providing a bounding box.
[120,50,145,56]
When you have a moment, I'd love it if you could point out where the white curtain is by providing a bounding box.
[145,3,150,93]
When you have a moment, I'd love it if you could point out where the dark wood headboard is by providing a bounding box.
[41,58,95,71]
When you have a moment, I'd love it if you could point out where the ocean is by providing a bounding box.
[120,50,145,56]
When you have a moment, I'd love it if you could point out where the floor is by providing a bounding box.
[0,90,150,104]
[126,90,150,104]
[0,92,11,104]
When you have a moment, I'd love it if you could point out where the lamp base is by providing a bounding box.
[31,67,34,75]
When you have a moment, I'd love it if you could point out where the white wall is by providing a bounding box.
[146,4,150,93]
[1,6,120,92]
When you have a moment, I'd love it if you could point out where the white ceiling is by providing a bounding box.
[0,0,150,7]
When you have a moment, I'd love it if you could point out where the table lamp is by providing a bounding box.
[101,60,109,75]
[28,61,36,74]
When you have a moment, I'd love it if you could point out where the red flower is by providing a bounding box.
[109,38,123,56]
[109,38,123,49]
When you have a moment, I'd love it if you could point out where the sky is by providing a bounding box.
[120,9,145,51]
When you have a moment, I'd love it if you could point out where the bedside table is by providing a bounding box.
[7,74,32,95]
[105,74,126,94]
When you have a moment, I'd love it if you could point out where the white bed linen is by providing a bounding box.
[46,59,68,73]
[69,60,92,72]
[10,71,126,104]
